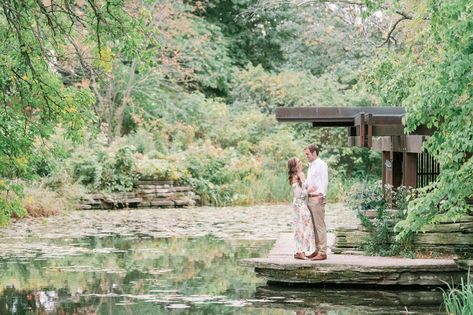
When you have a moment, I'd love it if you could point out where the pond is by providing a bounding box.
[0,205,445,314]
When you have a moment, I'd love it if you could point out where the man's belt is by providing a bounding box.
[308,193,324,198]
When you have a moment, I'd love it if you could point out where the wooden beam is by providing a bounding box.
[405,135,425,152]
[372,125,405,136]
[312,121,353,127]
[276,107,405,123]
[372,125,432,136]
[371,136,426,153]
[354,114,403,126]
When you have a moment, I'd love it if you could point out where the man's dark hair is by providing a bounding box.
[305,144,319,156]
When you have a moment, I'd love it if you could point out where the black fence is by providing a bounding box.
[416,153,440,188]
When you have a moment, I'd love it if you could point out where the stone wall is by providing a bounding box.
[333,209,473,257]
[78,180,199,210]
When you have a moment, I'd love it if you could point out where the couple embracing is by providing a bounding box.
[287,144,328,261]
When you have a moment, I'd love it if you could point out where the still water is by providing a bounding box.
[0,205,445,314]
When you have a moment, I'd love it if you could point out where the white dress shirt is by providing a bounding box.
[305,158,328,197]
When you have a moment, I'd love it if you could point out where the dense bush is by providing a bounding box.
[0,180,26,226]
[346,181,414,256]
[136,155,184,182]
[69,144,138,193]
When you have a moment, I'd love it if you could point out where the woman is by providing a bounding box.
[287,157,315,260]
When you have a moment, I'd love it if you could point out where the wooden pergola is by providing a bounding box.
[275,107,438,189]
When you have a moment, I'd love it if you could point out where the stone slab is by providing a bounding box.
[240,233,466,286]
[150,200,174,207]
[103,197,143,204]
[174,200,194,206]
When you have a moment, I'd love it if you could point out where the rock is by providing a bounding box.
[454,259,473,271]
[422,222,473,233]
[172,186,192,192]
[150,200,174,207]
[414,233,473,245]
[77,181,199,210]
[137,188,157,194]
[174,200,194,206]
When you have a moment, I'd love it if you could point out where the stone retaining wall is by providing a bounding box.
[78,180,199,210]
[333,210,473,257]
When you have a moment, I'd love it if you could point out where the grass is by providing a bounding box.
[233,171,291,205]
[442,269,473,315]
[233,170,354,206]
[22,181,83,217]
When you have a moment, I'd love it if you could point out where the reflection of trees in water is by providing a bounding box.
[0,236,273,314]
[0,286,81,315]
[0,287,38,314]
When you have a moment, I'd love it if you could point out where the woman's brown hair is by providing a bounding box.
[287,157,301,185]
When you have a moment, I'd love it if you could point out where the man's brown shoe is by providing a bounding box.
[306,251,318,259]
[310,253,327,261]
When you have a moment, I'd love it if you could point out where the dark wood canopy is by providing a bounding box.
[275,107,438,189]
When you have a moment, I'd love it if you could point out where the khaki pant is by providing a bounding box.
[307,197,327,254]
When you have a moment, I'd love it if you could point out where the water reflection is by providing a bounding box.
[0,235,445,314]
[0,236,277,314]
[255,285,444,315]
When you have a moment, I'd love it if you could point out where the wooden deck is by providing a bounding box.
[240,233,466,286]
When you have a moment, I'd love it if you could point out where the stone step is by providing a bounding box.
[414,232,473,245]
[422,222,473,233]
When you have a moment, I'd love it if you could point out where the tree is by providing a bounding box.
[200,0,293,71]
[364,0,473,237]
[0,0,143,224]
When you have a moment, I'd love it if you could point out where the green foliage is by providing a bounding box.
[70,144,138,193]
[231,65,371,113]
[346,181,414,256]
[202,0,292,70]
[278,4,381,80]
[0,0,144,222]
[102,146,138,192]
[442,270,473,315]
[136,156,183,182]
[364,0,473,237]
[0,180,26,227]
[232,170,291,205]
[71,148,103,191]
[182,143,235,206]
[323,146,382,179]
[1,0,389,219]
[0,0,140,177]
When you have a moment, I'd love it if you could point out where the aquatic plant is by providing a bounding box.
[442,270,473,315]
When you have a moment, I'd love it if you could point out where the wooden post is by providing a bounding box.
[392,151,403,188]
[367,113,373,148]
[359,112,365,148]
[404,153,417,188]
[382,151,391,188]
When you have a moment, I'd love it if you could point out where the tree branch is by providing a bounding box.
[377,14,410,48]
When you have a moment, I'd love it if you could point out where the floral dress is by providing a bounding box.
[292,183,315,255]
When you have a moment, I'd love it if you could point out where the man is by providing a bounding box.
[304,144,329,261]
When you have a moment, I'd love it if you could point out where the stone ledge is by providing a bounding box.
[77,182,199,210]
[241,234,467,286]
